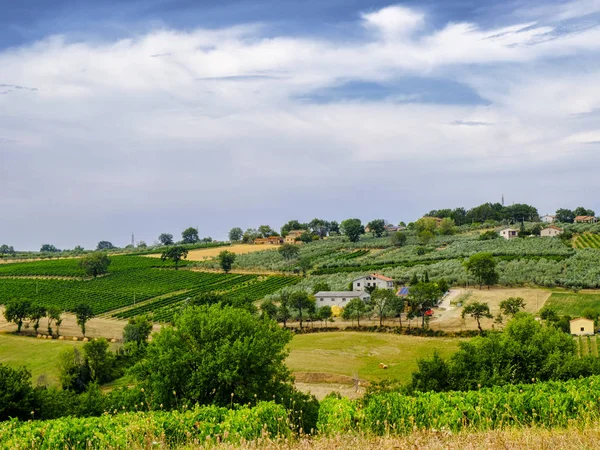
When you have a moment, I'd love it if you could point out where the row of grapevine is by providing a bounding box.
[574,233,600,249]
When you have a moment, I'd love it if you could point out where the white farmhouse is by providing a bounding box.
[499,227,518,240]
[541,215,556,224]
[541,225,563,237]
[313,291,371,308]
[352,274,394,291]
[570,318,595,336]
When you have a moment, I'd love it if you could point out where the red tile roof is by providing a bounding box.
[372,273,393,281]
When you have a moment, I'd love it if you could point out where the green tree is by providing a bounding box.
[461,301,493,333]
[181,227,200,244]
[228,227,243,242]
[418,230,434,245]
[464,252,499,289]
[479,230,499,240]
[391,231,407,247]
[555,208,575,223]
[438,218,456,235]
[3,299,32,334]
[531,224,542,236]
[29,305,46,334]
[260,299,278,320]
[312,282,331,294]
[279,243,300,260]
[0,245,15,256]
[414,217,437,233]
[96,241,115,251]
[79,252,111,278]
[367,219,386,237]
[280,220,308,236]
[407,282,441,328]
[158,233,174,246]
[329,221,340,234]
[123,315,153,351]
[387,295,405,328]
[370,288,396,326]
[342,298,368,326]
[217,250,236,273]
[297,257,312,276]
[46,306,62,336]
[40,244,59,253]
[72,303,95,337]
[574,206,595,217]
[499,297,526,318]
[317,305,333,328]
[290,291,312,330]
[132,304,292,408]
[298,231,314,243]
[83,338,116,383]
[258,225,277,238]
[410,351,450,393]
[340,218,364,243]
[57,347,89,393]
[0,364,35,421]
[276,292,292,328]
[161,246,189,270]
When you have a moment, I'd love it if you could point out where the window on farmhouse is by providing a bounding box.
[582,327,585,332]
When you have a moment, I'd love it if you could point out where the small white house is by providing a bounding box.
[313,291,371,308]
[541,215,556,224]
[352,274,394,291]
[499,228,518,240]
[541,226,563,237]
[570,318,595,336]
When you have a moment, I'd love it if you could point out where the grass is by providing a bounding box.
[545,292,600,317]
[0,333,84,386]
[286,332,461,384]
[145,244,279,261]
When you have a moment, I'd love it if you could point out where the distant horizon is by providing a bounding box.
[2,0,599,251]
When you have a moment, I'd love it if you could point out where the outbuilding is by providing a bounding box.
[540,226,563,237]
[570,317,595,336]
[314,291,371,308]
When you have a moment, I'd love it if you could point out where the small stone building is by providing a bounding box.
[570,317,595,336]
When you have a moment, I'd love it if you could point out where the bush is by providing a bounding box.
[0,364,35,421]
[316,394,357,436]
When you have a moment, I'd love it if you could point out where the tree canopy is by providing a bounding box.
[228,227,243,242]
[161,246,188,269]
[279,243,300,260]
[72,303,95,337]
[158,233,174,246]
[464,252,499,289]
[340,218,364,243]
[181,227,200,244]
[217,250,236,273]
[79,252,111,278]
[96,241,115,251]
[366,219,386,237]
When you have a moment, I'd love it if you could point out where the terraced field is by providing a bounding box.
[574,233,600,249]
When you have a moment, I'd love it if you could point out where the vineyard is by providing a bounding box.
[0,256,298,318]
[574,233,600,249]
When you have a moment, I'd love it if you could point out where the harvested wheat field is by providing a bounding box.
[146,244,278,261]
[431,287,551,332]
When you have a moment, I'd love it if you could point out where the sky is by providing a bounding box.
[1,0,600,250]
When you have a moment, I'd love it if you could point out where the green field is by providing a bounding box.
[574,233,600,249]
[286,332,462,384]
[0,334,84,385]
[545,292,600,317]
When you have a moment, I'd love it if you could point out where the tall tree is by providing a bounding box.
[161,246,189,270]
[574,206,595,217]
[46,306,62,336]
[438,218,456,235]
[464,253,499,289]
[72,303,95,337]
[96,241,115,251]
[228,227,243,242]
[258,225,277,238]
[554,208,575,223]
[387,295,405,328]
[290,291,313,330]
[0,245,15,256]
[131,304,292,408]
[367,219,386,237]
[414,217,437,233]
[40,244,59,253]
[218,250,236,273]
[329,221,340,234]
[158,233,174,246]
[79,252,111,278]
[499,297,526,317]
[276,292,292,328]
[342,298,368,327]
[242,228,260,243]
[461,301,493,333]
[317,305,333,328]
[181,227,200,244]
[260,300,279,320]
[340,218,364,243]
[279,243,300,260]
[391,231,407,247]
[308,218,329,238]
[280,220,308,236]
[29,306,46,334]
[0,364,35,421]
[370,288,397,326]
[3,299,32,333]
[407,282,442,328]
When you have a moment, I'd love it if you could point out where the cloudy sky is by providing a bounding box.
[1,0,599,250]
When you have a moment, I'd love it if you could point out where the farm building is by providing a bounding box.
[575,216,598,224]
[541,226,563,237]
[570,318,595,336]
[353,274,394,291]
[284,230,305,244]
[385,224,406,232]
[314,291,371,308]
[499,227,518,240]
[541,215,556,223]
[254,236,283,245]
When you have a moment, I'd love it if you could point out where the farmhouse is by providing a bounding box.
[254,236,283,245]
[353,273,394,291]
[385,224,406,233]
[499,227,518,240]
[541,226,563,237]
[575,216,598,224]
[284,230,305,244]
[541,215,556,224]
[570,318,595,336]
[314,291,371,308]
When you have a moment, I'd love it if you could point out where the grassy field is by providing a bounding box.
[146,244,279,261]
[0,333,84,385]
[545,292,600,317]
[286,332,461,389]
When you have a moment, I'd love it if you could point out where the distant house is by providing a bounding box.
[499,227,518,240]
[254,236,283,245]
[541,226,563,237]
[570,318,595,336]
[314,291,371,308]
[284,230,306,244]
[353,274,394,291]
[385,224,406,233]
[541,215,556,224]
[575,216,598,224]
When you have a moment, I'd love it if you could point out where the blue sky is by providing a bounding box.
[1,0,599,249]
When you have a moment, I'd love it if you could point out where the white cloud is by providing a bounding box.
[361,5,425,38]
